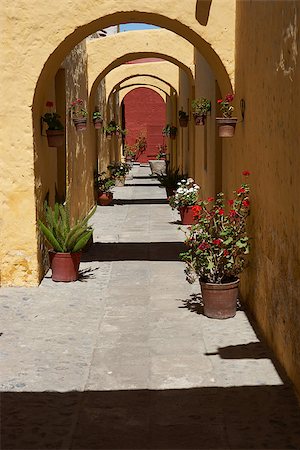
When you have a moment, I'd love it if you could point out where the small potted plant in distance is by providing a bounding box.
[69,98,88,131]
[192,97,211,125]
[149,144,167,176]
[104,120,118,139]
[95,171,115,206]
[180,171,251,319]
[124,145,136,166]
[38,202,96,282]
[216,93,237,137]
[42,101,64,147]
[179,110,189,127]
[92,111,103,129]
[107,161,130,186]
[157,167,188,198]
[169,178,200,225]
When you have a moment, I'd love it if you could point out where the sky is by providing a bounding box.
[119,23,160,32]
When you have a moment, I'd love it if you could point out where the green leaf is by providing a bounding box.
[38,220,64,252]
[72,230,93,253]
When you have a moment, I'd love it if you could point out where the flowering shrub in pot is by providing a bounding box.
[42,101,64,147]
[191,98,211,125]
[169,178,200,225]
[157,167,188,198]
[95,171,115,206]
[180,171,251,318]
[92,111,103,129]
[69,98,88,131]
[107,161,130,186]
[216,93,238,137]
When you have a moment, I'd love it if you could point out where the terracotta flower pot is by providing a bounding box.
[216,117,238,137]
[200,278,239,319]
[93,119,103,129]
[179,206,198,225]
[194,115,206,126]
[46,129,64,147]
[72,117,87,131]
[179,118,188,127]
[97,191,113,206]
[49,251,81,282]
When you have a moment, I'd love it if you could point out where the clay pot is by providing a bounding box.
[200,278,239,319]
[194,114,207,126]
[49,251,81,282]
[179,118,188,127]
[93,119,103,129]
[72,117,87,131]
[216,117,238,137]
[97,191,113,206]
[46,129,64,147]
[179,206,198,225]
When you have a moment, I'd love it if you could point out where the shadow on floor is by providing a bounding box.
[113,199,168,205]
[2,385,300,449]
[81,242,186,262]
[205,342,272,360]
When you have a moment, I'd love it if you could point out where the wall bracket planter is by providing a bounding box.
[73,118,87,131]
[93,119,103,129]
[46,130,64,147]
[194,114,206,126]
[216,118,238,137]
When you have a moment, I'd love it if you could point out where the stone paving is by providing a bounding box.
[1,165,300,449]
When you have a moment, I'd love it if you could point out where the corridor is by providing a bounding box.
[1,166,300,449]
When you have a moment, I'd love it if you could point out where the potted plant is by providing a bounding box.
[134,132,147,159]
[69,98,88,131]
[157,167,188,198]
[124,145,136,166]
[216,93,238,137]
[107,161,130,186]
[38,202,96,282]
[95,171,115,206]
[180,171,251,319]
[42,101,64,147]
[103,120,117,139]
[169,178,200,224]
[191,97,211,125]
[92,111,103,129]
[179,110,189,127]
[162,124,177,139]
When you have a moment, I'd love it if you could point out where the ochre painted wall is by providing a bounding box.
[123,87,166,162]
[222,0,300,395]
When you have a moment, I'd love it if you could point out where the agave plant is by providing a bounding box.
[38,202,96,253]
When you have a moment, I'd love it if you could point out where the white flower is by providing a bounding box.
[187,178,194,184]
[180,179,186,183]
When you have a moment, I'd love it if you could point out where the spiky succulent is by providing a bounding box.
[38,202,96,253]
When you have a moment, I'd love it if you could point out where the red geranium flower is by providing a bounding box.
[212,239,222,246]
[217,99,223,104]
[198,242,210,251]
[242,199,250,207]
[228,199,234,206]
[218,209,225,215]
[223,249,229,256]
[225,93,234,102]
[46,101,53,107]
[229,209,237,218]
[207,197,214,202]
[242,170,250,177]
[237,187,246,194]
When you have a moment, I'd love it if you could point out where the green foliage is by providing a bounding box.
[107,161,130,178]
[95,171,115,193]
[103,120,126,136]
[42,112,64,131]
[38,202,96,253]
[180,175,251,284]
[92,111,103,121]
[179,110,189,120]
[162,124,177,138]
[191,98,211,117]
[157,167,187,189]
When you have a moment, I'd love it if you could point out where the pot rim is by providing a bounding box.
[200,277,239,287]
[215,117,238,123]
[48,249,82,255]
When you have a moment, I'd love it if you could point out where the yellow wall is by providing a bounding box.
[223,0,300,395]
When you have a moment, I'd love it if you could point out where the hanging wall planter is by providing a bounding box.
[216,117,238,137]
[192,98,211,126]
[178,111,189,127]
[92,112,103,129]
[46,129,64,147]
[73,117,87,131]
[193,114,207,126]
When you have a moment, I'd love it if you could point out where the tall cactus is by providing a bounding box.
[38,202,96,253]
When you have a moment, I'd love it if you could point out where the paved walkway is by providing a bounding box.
[1,165,300,449]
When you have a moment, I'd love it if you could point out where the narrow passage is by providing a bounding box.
[1,166,300,449]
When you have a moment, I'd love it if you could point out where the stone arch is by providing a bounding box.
[118,85,168,103]
[87,29,195,92]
